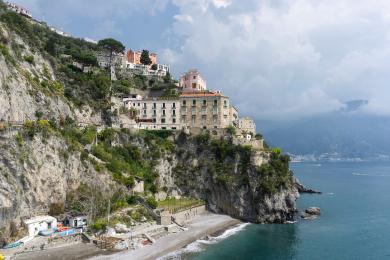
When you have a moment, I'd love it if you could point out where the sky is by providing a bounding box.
[10,0,390,121]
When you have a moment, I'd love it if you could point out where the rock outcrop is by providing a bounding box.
[294,177,322,194]
[301,207,321,220]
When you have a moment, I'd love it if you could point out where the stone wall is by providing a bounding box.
[171,205,206,226]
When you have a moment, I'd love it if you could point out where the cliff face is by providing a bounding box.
[0,130,115,233]
[155,133,299,223]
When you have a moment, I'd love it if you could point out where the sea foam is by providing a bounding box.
[158,223,250,260]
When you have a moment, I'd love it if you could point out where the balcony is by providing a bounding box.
[152,114,157,118]
[212,109,219,115]
[201,109,207,115]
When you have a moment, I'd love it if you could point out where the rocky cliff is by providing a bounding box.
[154,133,299,223]
[0,3,299,243]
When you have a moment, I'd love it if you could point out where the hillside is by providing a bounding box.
[0,1,299,246]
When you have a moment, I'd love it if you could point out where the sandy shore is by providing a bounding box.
[91,213,241,260]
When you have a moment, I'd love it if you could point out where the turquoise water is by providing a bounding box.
[189,162,390,260]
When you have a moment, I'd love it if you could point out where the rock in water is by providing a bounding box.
[294,177,322,194]
[305,207,321,215]
[301,207,321,220]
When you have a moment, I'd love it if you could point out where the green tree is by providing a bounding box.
[97,38,125,55]
[151,64,158,70]
[140,50,152,65]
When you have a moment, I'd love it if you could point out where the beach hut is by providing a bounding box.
[24,216,57,238]
[64,215,88,228]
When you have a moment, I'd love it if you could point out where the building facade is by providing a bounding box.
[179,91,233,130]
[124,97,181,130]
[6,2,32,18]
[127,50,157,65]
[238,117,256,134]
[179,70,207,92]
[97,50,125,68]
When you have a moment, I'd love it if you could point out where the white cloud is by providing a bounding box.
[165,0,390,120]
[173,14,193,23]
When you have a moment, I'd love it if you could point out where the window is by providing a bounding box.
[224,100,227,107]
[173,110,176,116]
[153,103,156,109]
[192,116,196,125]
[161,118,166,123]
[162,103,166,108]
[213,116,218,124]
[143,103,147,108]
[162,110,166,116]
[153,110,156,115]
[201,115,206,124]
[181,116,187,123]
[133,103,136,107]
[192,107,196,114]
[153,118,156,123]
[172,103,176,108]
[173,118,176,123]
[193,100,196,106]
[192,83,196,89]
[143,110,147,115]
[193,76,196,79]
[203,100,207,106]
[214,100,218,106]
[183,100,186,106]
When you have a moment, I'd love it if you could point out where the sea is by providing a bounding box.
[163,161,390,259]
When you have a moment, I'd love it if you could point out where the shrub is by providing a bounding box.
[146,197,158,209]
[91,219,107,231]
[24,55,34,64]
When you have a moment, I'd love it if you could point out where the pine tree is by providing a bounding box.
[140,50,152,65]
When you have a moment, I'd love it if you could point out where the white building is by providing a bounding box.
[124,97,181,130]
[179,69,207,92]
[125,62,170,77]
[24,216,57,238]
[6,2,32,18]
[49,27,71,37]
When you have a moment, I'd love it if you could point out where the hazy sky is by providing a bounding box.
[11,0,390,121]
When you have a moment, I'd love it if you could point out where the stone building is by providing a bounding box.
[97,50,125,68]
[179,91,234,130]
[238,117,256,134]
[179,69,207,92]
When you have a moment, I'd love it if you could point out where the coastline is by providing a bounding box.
[91,213,241,260]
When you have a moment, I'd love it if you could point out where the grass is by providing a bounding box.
[157,198,205,214]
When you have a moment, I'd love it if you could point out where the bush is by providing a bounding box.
[24,55,34,64]
[91,219,107,231]
[146,197,158,209]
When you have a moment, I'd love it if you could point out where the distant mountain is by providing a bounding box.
[257,100,390,161]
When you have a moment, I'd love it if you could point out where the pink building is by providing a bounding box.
[179,69,207,93]
[127,50,157,65]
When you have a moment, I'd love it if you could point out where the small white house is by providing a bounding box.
[65,216,88,228]
[132,178,144,193]
[24,216,57,237]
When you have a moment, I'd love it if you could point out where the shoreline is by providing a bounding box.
[91,213,241,260]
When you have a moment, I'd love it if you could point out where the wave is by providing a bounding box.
[352,172,369,176]
[158,223,250,260]
[352,172,390,177]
